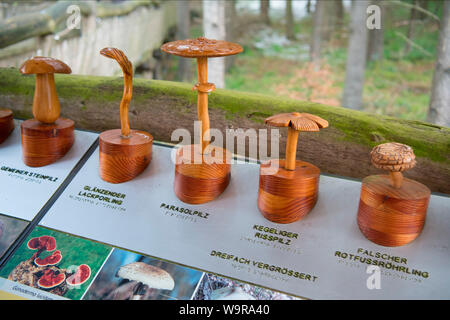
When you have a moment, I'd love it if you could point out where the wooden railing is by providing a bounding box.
[0,67,449,193]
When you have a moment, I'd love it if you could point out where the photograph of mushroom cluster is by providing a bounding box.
[0,226,111,300]
[83,248,204,300]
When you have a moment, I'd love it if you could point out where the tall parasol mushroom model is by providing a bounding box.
[0,108,14,144]
[161,37,243,204]
[117,262,175,300]
[258,112,328,223]
[98,47,153,183]
[19,57,74,167]
[357,142,431,247]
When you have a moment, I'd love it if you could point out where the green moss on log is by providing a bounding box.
[0,67,448,165]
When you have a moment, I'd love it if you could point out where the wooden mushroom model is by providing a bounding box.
[117,262,175,300]
[98,47,153,183]
[161,37,243,204]
[19,57,74,167]
[357,142,431,247]
[258,112,328,223]
[0,108,14,144]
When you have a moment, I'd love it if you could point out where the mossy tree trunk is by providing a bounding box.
[0,67,448,193]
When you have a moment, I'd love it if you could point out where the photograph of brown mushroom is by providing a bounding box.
[98,47,153,184]
[0,226,112,300]
[83,249,203,300]
[357,142,431,247]
[161,37,243,204]
[0,108,14,144]
[257,112,328,223]
[19,57,74,167]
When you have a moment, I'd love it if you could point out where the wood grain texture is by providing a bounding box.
[357,174,430,247]
[258,159,320,223]
[99,129,153,184]
[0,108,14,144]
[20,118,74,167]
[174,144,231,204]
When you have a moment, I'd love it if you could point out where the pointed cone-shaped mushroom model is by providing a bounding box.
[258,112,328,223]
[357,142,430,247]
[161,37,243,204]
[98,47,153,183]
[0,108,14,144]
[19,57,74,167]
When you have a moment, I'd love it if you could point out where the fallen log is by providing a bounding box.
[0,67,448,193]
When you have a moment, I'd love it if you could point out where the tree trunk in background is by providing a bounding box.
[306,0,311,14]
[225,0,236,71]
[322,0,337,43]
[404,0,419,55]
[286,0,295,40]
[203,0,226,88]
[336,0,344,25]
[342,1,370,110]
[427,0,450,127]
[260,0,270,25]
[310,0,325,67]
[176,0,191,82]
[367,0,385,62]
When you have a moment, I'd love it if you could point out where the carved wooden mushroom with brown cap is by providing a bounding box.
[116,262,175,300]
[19,57,74,167]
[0,108,14,144]
[98,47,153,184]
[357,142,431,247]
[161,37,243,204]
[258,112,328,224]
[370,142,416,188]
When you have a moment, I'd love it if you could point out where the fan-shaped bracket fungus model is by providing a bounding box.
[0,108,14,144]
[161,37,243,204]
[117,262,175,300]
[357,142,431,247]
[257,112,329,224]
[19,57,74,167]
[98,47,153,184]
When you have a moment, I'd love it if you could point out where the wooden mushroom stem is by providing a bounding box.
[285,127,299,170]
[196,57,211,153]
[119,71,132,138]
[389,171,403,188]
[33,73,60,124]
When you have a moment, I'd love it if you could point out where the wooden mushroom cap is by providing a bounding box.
[265,112,329,131]
[117,262,175,290]
[20,57,71,74]
[370,142,416,172]
[161,37,243,58]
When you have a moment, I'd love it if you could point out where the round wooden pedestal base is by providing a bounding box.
[174,144,231,204]
[21,118,74,167]
[257,159,320,224]
[99,129,153,184]
[357,175,430,247]
[0,108,14,144]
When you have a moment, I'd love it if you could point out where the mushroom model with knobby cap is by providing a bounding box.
[20,57,71,124]
[117,262,175,300]
[265,112,328,170]
[370,142,416,188]
[357,142,430,247]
